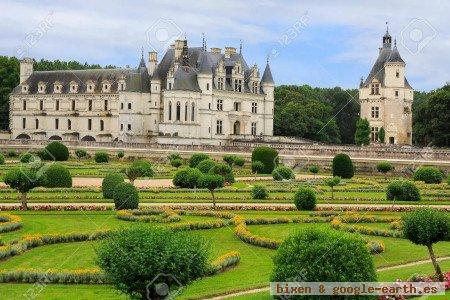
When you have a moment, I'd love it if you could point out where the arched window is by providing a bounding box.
[176,102,181,121]
[184,102,188,121]
[168,101,172,121]
[191,103,195,121]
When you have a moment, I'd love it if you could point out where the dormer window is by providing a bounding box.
[217,78,224,90]
[38,82,46,94]
[118,81,126,91]
[370,83,380,95]
[53,82,62,94]
[102,81,111,93]
[70,82,78,93]
[252,82,259,94]
[87,81,95,93]
[21,85,29,93]
[234,79,242,92]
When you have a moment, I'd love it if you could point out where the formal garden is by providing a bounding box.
[0,142,449,299]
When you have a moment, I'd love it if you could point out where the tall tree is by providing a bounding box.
[354,118,371,146]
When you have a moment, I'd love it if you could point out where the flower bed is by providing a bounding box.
[0,205,112,211]
[0,214,22,233]
[0,268,106,284]
[331,218,403,238]
[116,209,181,223]
[208,251,241,275]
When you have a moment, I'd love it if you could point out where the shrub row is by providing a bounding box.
[233,216,281,249]
[0,214,22,233]
[331,218,403,238]
[208,251,241,275]
[169,220,229,231]
[0,269,107,284]
[116,209,181,223]
[366,240,385,255]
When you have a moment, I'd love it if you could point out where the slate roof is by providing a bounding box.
[261,63,274,85]
[14,66,150,94]
[363,38,410,89]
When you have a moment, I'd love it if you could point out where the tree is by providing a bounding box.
[43,141,70,161]
[170,158,183,168]
[403,209,449,281]
[102,173,125,199]
[94,152,109,163]
[272,165,294,181]
[378,127,386,143]
[324,176,341,200]
[198,174,224,209]
[189,153,210,168]
[0,56,19,130]
[209,163,234,184]
[332,153,354,179]
[172,167,202,188]
[113,182,139,210]
[223,154,236,166]
[386,180,421,203]
[251,147,278,174]
[377,161,393,179]
[294,187,316,210]
[124,160,154,185]
[251,184,268,200]
[96,226,209,299]
[413,167,444,184]
[354,118,371,146]
[308,165,319,178]
[3,168,38,209]
[40,163,72,188]
[196,159,216,174]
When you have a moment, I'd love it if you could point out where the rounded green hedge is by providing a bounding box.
[173,167,203,188]
[233,156,245,167]
[251,161,265,174]
[271,228,376,285]
[294,187,316,210]
[332,153,354,179]
[189,153,210,168]
[40,163,72,188]
[196,159,216,174]
[94,152,109,163]
[170,158,183,168]
[113,182,139,210]
[0,153,4,165]
[20,152,34,163]
[252,184,268,200]
[308,165,319,175]
[272,165,294,181]
[209,163,234,183]
[386,180,420,202]
[75,149,87,159]
[102,173,125,199]
[43,142,69,161]
[96,226,209,299]
[413,167,443,184]
[403,208,449,247]
[251,147,278,174]
[223,154,236,166]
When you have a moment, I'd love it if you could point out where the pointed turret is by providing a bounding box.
[382,22,392,49]
[138,47,147,73]
[387,39,404,63]
[198,52,212,75]
[261,59,274,85]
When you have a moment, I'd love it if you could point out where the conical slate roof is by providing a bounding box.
[261,63,274,84]
[387,41,404,63]
[198,52,213,75]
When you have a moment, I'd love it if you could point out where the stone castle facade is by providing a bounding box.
[9,39,274,145]
[359,28,413,145]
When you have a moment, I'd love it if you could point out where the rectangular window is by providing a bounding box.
[206,83,210,90]
[395,90,399,97]
[67,119,71,130]
[128,103,132,110]
[120,123,124,131]
[217,99,223,111]
[216,120,223,134]
[396,70,400,78]
[55,118,59,130]
[371,106,379,118]
[234,102,241,111]
[168,82,172,90]
[371,126,379,142]
[71,100,75,111]
[252,82,258,93]
[208,103,211,110]
[22,118,26,129]
[251,122,257,135]
[56,100,60,111]
[23,100,26,110]
[127,124,131,131]
[104,100,108,111]
[218,78,224,90]
[88,100,93,111]
[88,119,92,130]
[100,120,104,131]
[35,119,39,129]
[234,79,242,92]
[121,103,124,110]
[370,83,380,95]
[252,102,258,114]
[40,100,44,111]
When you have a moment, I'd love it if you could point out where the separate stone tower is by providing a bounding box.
[359,26,413,145]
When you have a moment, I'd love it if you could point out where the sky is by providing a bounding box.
[0,0,449,91]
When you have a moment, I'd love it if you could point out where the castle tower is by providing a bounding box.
[359,26,413,145]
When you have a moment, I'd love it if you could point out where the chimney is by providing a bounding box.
[210,47,221,54]
[20,58,34,84]
[174,39,184,61]
[224,47,236,58]
[148,51,158,76]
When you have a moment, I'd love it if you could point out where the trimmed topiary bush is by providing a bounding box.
[113,182,139,210]
[198,174,224,208]
[102,173,125,199]
[271,228,376,284]
[233,156,245,167]
[403,209,449,281]
[223,154,236,166]
[170,158,183,168]
[96,226,209,299]
[209,163,234,183]
[7,150,17,157]
[189,153,210,168]
[94,152,109,163]
[40,163,72,188]
[124,160,154,184]
[251,161,265,177]
[75,149,87,159]
[19,152,35,163]
[0,153,4,165]
[325,176,341,200]
[196,159,216,174]
[294,187,316,210]
[168,153,181,162]
[251,146,278,174]
[3,168,38,209]
[332,153,354,179]
[413,167,444,184]
[252,184,268,200]
[272,165,294,181]
[43,141,69,161]
[173,167,202,188]
[377,161,393,179]
[386,180,420,202]
[117,151,124,159]
[308,165,319,177]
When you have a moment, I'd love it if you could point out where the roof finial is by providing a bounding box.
[239,39,243,54]
[202,33,206,51]
[266,54,270,64]
[141,46,144,59]
[386,21,389,33]
[394,38,397,47]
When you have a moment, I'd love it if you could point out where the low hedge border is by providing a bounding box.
[330,218,403,238]
[208,251,241,275]
[0,214,22,234]
[0,268,106,284]
[0,205,112,211]
[116,209,181,223]
[0,231,110,261]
